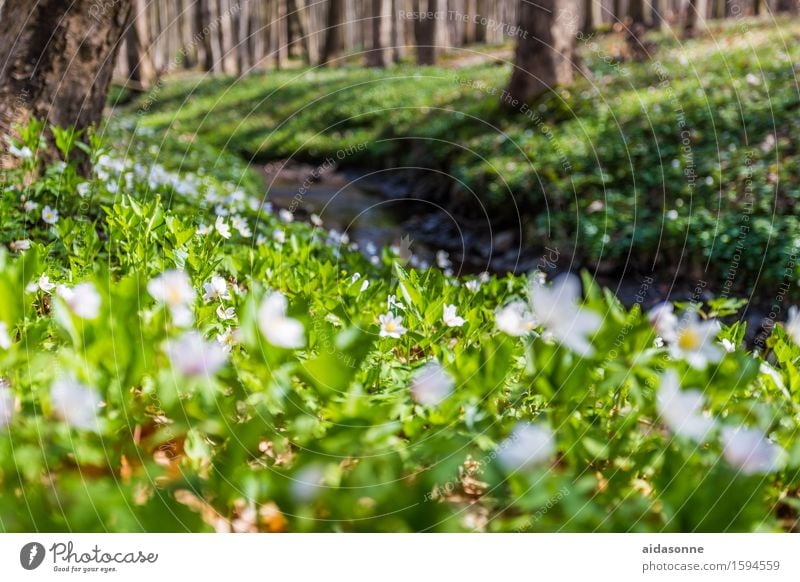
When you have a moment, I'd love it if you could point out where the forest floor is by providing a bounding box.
[117,16,800,308]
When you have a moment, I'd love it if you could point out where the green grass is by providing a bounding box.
[125,17,800,294]
[1,109,799,532]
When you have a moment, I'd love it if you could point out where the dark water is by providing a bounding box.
[262,163,771,342]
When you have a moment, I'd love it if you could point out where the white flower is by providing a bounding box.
[77,182,91,197]
[27,273,55,294]
[196,224,212,236]
[657,370,715,442]
[273,229,286,244]
[291,464,326,502]
[310,213,323,227]
[23,200,38,213]
[257,292,305,349]
[411,362,454,406]
[0,380,13,429]
[215,215,231,239]
[351,272,361,284]
[202,276,230,303]
[784,306,800,346]
[41,205,59,225]
[443,304,465,327]
[497,422,555,472]
[57,282,101,320]
[279,209,294,223]
[648,302,678,342]
[360,279,370,293]
[51,376,101,431]
[148,270,195,326]
[496,301,536,337]
[721,426,783,475]
[721,338,735,353]
[8,143,33,159]
[530,274,601,357]
[669,312,723,369]
[378,313,407,338]
[0,322,11,350]
[387,295,405,311]
[165,331,228,377]
[10,239,31,252]
[5,136,33,159]
[216,305,236,321]
[436,250,452,269]
[465,280,481,292]
[216,328,239,352]
[231,215,251,237]
[745,72,761,86]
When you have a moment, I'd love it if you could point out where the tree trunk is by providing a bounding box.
[413,0,437,65]
[126,0,157,89]
[366,0,387,67]
[273,0,288,69]
[217,0,237,74]
[506,0,578,104]
[683,0,706,36]
[196,0,212,71]
[613,0,623,23]
[629,0,646,22]
[391,0,405,63]
[475,0,488,42]
[321,0,344,65]
[0,0,132,167]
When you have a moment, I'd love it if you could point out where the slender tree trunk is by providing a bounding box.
[289,0,317,65]
[613,0,623,22]
[582,0,594,31]
[413,0,437,65]
[321,0,344,65]
[475,0,488,42]
[506,0,579,104]
[683,0,706,36]
[0,0,132,167]
[273,0,288,68]
[235,0,250,75]
[366,0,387,66]
[391,0,405,62]
[629,0,646,22]
[126,0,157,89]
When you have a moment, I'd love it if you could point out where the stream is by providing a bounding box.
[262,161,773,342]
[263,160,523,276]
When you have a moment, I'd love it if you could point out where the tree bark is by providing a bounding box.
[391,0,405,62]
[506,0,579,104]
[0,0,132,166]
[366,0,388,67]
[321,0,344,65]
[126,0,157,89]
[413,0,437,65]
[683,0,706,36]
[629,0,646,22]
[474,0,488,42]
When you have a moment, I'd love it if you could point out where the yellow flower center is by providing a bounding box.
[385,322,396,332]
[677,328,701,351]
[167,286,183,306]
